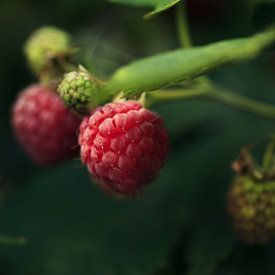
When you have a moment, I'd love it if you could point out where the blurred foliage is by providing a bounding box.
[253,1,275,30]
[1,0,275,274]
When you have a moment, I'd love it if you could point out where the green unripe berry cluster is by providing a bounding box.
[24,26,72,74]
[228,176,275,244]
[58,70,99,114]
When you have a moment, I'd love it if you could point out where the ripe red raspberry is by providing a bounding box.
[12,84,81,165]
[79,101,169,194]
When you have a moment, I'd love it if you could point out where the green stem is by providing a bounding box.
[207,87,275,120]
[147,85,275,120]
[98,27,275,102]
[173,2,275,120]
[263,140,275,169]
[146,88,207,107]
[176,1,192,48]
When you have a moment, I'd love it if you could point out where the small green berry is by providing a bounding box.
[24,26,72,74]
[228,176,275,244]
[58,69,99,114]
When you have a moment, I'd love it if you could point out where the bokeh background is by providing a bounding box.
[1,0,275,274]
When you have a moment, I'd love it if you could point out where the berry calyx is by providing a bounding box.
[58,68,100,114]
[24,26,73,75]
[12,84,81,165]
[78,101,169,195]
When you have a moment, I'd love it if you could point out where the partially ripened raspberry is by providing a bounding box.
[12,84,81,165]
[228,176,275,244]
[24,26,72,74]
[78,101,169,195]
[58,69,99,114]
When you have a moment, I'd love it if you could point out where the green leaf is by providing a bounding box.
[109,0,157,7]
[1,95,275,274]
[177,132,238,275]
[145,0,181,18]
[108,0,180,18]
[0,163,185,275]
[99,28,275,103]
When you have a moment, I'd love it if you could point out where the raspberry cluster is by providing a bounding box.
[78,101,169,194]
[228,176,275,244]
[12,26,170,197]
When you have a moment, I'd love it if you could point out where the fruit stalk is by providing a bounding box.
[147,83,275,120]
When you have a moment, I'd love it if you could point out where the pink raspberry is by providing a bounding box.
[12,84,81,165]
[79,101,169,194]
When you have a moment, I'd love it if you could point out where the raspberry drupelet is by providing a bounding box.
[12,84,81,165]
[78,101,169,195]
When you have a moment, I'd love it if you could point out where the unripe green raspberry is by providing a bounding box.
[58,69,99,114]
[24,26,72,74]
[228,176,275,244]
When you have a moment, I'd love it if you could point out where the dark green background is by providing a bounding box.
[1,0,275,274]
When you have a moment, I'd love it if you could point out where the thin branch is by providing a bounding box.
[147,85,275,120]
[176,1,192,48]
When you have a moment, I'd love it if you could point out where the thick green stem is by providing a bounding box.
[93,24,275,124]
[100,27,275,100]
[173,1,275,120]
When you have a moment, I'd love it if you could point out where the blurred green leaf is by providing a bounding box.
[3,2,275,273]
[0,235,27,246]
[1,96,275,274]
[109,0,159,7]
[145,0,181,18]
[108,0,181,18]
[109,0,157,7]
[0,162,186,275]
[186,224,235,275]
[253,1,275,30]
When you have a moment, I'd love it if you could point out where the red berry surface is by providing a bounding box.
[79,101,169,194]
[12,84,81,165]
